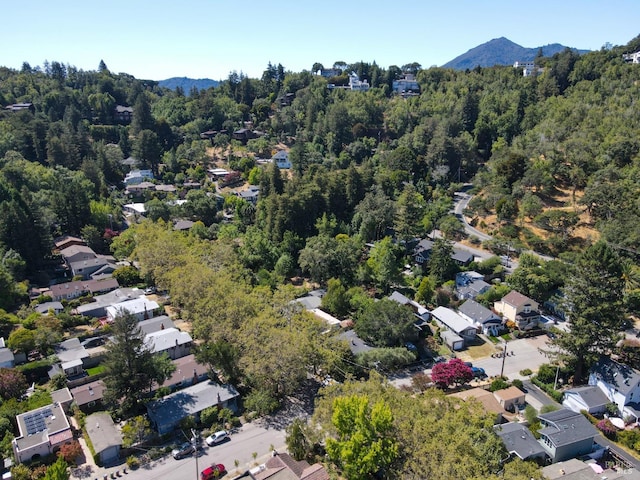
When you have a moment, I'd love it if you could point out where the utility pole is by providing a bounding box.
[192,428,199,480]
[500,341,507,378]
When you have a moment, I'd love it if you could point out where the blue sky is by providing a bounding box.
[2,0,638,81]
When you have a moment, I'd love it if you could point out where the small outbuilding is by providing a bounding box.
[85,412,122,466]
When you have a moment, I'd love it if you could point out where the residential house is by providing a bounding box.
[125,181,156,195]
[145,328,192,360]
[114,105,133,123]
[50,337,95,379]
[124,169,154,186]
[272,150,291,169]
[158,354,209,391]
[50,388,73,414]
[589,357,640,420]
[451,248,474,267]
[295,289,326,311]
[53,235,85,252]
[562,386,610,415]
[5,102,34,113]
[494,290,540,330]
[34,302,64,315]
[339,329,373,356]
[455,271,491,300]
[431,306,477,345]
[541,458,639,480]
[251,451,329,480]
[123,202,147,218]
[70,380,107,413]
[138,315,176,335]
[85,412,122,465]
[69,257,118,280]
[75,287,144,318]
[493,386,526,413]
[0,338,15,368]
[105,296,160,322]
[12,403,73,463]
[457,299,502,335]
[513,61,544,77]
[59,245,97,266]
[413,238,434,266]
[449,388,507,424]
[147,380,240,435]
[623,51,640,63]
[388,291,430,324]
[237,185,260,205]
[232,128,260,144]
[392,74,420,96]
[208,168,230,180]
[494,422,547,462]
[348,72,369,91]
[173,219,195,231]
[537,408,598,462]
[49,278,119,301]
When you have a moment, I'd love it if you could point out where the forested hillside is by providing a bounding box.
[1,36,640,478]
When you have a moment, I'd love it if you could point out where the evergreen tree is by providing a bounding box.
[103,312,175,416]
[550,241,625,383]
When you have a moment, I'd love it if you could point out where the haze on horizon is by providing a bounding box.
[1,0,638,81]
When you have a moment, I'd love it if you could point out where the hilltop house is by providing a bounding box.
[114,105,133,123]
[272,150,291,169]
[124,169,154,186]
[494,290,540,330]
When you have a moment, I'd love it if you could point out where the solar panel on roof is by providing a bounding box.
[24,408,52,435]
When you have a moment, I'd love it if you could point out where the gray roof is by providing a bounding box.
[451,248,474,264]
[431,306,477,335]
[564,386,610,409]
[458,299,501,325]
[35,302,64,314]
[70,380,107,406]
[147,381,239,430]
[590,357,640,396]
[15,403,71,451]
[538,409,598,447]
[0,348,14,366]
[50,388,72,405]
[55,338,88,363]
[339,330,373,355]
[75,287,144,316]
[295,295,322,310]
[145,328,192,354]
[85,413,122,454]
[138,315,176,335]
[494,422,546,460]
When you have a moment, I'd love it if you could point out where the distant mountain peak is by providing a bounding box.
[443,37,590,70]
[158,77,219,93]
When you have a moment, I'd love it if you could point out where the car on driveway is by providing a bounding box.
[205,430,229,446]
[172,442,195,459]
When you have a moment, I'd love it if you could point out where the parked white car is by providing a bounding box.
[205,430,229,446]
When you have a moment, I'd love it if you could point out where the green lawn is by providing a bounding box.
[86,365,105,376]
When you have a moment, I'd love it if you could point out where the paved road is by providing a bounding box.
[72,422,287,480]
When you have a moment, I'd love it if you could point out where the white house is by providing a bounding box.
[145,328,192,360]
[272,150,291,169]
[589,357,640,420]
[13,403,73,463]
[562,386,610,415]
[457,299,503,335]
[124,169,154,186]
[431,306,477,344]
[455,271,491,300]
[106,296,160,322]
[348,72,370,91]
